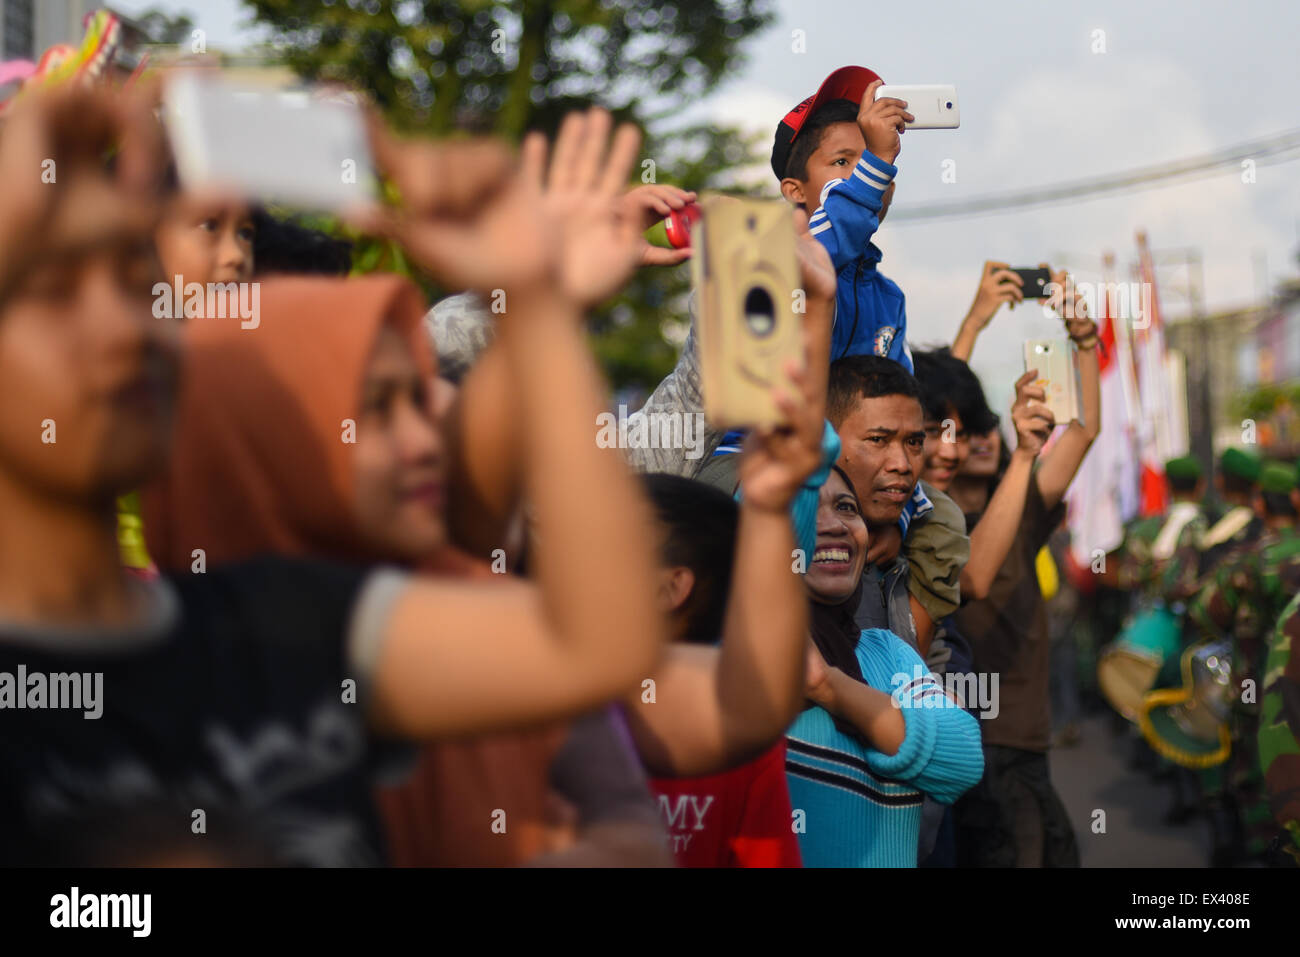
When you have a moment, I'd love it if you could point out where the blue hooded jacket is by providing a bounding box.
[806,149,912,370]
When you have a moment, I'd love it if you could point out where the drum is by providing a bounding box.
[1139,640,1233,769]
[1097,605,1183,723]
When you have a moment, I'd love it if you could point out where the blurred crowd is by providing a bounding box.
[0,31,1296,871]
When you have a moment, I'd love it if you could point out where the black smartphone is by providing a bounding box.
[1007,267,1052,299]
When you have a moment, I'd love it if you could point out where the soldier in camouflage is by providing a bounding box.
[1162,448,1264,606]
[1259,588,1300,865]
[1190,461,1300,863]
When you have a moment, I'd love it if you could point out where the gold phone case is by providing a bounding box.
[1023,339,1082,426]
[691,195,803,430]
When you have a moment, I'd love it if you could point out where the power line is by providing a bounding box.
[891,128,1300,224]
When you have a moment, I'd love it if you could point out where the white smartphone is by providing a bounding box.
[162,72,376,212]
[874,84,960,129]
[1023,339,1082,426]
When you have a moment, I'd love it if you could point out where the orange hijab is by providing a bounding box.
[143,274,434,569]
[143,275,567,866]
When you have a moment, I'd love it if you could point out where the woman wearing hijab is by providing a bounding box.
[788,465,985,867]
[143,273,669,866]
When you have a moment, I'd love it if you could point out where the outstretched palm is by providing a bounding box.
[534,109,645,308]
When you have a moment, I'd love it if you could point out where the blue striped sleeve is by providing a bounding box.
[856,629,984,804]
[808,150,897,272]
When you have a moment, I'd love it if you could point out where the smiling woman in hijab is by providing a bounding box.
[788,464,984,867]
[143,274,668,867]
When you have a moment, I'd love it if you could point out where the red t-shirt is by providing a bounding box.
[648,740,802,867]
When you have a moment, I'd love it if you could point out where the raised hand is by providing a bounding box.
[0,81,165,307]
[964,260,1024,329]
[535,108,646,307]
[619,183,696,267]
[737,360,824,514]
[857,79,913,165]
[359,123,546,292]
[1010,368,1056,457]
[1042,268,1099,347]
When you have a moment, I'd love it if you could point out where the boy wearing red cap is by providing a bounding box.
[771,66,914,368]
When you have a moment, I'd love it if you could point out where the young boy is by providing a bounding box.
[771,66,913,366]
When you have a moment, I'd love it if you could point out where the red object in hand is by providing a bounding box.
[664,203,702,249]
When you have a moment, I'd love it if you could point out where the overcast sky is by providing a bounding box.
[113,0,1300,402]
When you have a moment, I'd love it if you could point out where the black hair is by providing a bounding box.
[1169,473,1202,495]
[1262,490,1297,518]
[640,473,739,644]
[826,354,922,428]
[911,347,999,435]
[252,209,353,277]
[783,99,860,182]
[828,463,859,503]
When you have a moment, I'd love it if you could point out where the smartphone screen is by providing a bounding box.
[163,73,376,212]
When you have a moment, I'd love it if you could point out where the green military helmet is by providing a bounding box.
[1221,448,1263,484]
[1259,462,1298,496]
[1165,455,1203,483]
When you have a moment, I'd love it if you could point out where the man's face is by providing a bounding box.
[922,408,970,492]
[792,121,896,221]
[0,244,179,503]
[835,394,925,525]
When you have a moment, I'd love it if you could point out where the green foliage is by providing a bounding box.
[1231,381,1300,422]
[133,7,197,44]
[240,0,775,389]
[1231,380,1300,450]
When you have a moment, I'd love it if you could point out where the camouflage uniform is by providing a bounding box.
[1259,591,1300,862]
[1161,504,1260,606]
[1190,525,1300,856]
[1163,449,1263,605]
[1117,506,1208,604]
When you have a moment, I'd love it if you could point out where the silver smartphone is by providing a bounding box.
[162,72,376,212]
[874,84,960,129]
[1023,339,1082,425]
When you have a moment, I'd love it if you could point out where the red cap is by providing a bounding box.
[771,65,882,180]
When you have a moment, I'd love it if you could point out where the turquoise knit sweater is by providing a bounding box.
[786,627,984,867]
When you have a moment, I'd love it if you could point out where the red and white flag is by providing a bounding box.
[1132,231,1184,517]
[1066,262,1140,566]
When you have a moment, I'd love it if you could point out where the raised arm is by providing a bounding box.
[368,109,668,737]
[794,80,907,271]
[961,370,1054,600]
[629,218,834,776]
[1035,271,1101,510]
[951,261,1025,362]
